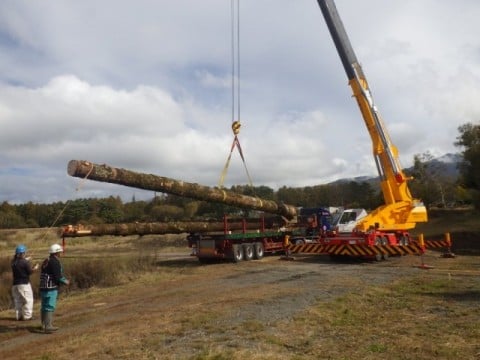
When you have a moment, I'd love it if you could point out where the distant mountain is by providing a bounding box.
[328,152,461,185]
[434,153,462,164]
[327,175,378,187]
[328,175,377,186]
[426,153,461,179]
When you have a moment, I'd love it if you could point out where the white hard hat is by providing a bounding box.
[49,244,63,254]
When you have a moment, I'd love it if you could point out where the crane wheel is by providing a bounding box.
[243,243,254,261]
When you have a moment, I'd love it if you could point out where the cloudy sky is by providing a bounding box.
[1,0,479,204]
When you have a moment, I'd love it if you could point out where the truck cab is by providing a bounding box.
[334,208,368,233]
[291,207,334,244]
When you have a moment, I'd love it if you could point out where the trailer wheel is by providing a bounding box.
[253,242,264,260]
[243,243,254,261]
[232,244,244,262]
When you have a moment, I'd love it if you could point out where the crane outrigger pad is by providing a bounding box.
[286,240,451,257]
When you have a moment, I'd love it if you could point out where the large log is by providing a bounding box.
[61,220,279,237]
[67,160,298,220]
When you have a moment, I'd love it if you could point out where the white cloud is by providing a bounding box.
[0,0,479,204]
[195,70,230,89]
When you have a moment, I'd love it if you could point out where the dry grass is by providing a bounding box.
[413,209,480,238]
[0,228,186,310]
[1,217,479,359]
[272,271,480,359]
[1,254,479,359]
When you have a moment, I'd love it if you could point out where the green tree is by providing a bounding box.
[184,201,200,219]
[276,186,305,206]
[62,199,90,224]
[408,152,458,208]
[408,152,441,208]
[98,196,124,223]
[0,210,26,228]
[230,185,275,200]
[17,202,39,226]
[124,200,148,222]
[150,205,184,221]
[455,123,480,208]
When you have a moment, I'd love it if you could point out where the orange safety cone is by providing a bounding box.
[416,234,433,269]
[280,235,295,261]
[441,232,456,258]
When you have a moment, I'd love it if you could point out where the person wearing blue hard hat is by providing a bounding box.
[11,244,39,321]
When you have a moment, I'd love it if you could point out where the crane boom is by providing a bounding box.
[316,0,427,232]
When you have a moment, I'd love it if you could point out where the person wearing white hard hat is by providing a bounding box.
[11,244,39,321]
[39,243,70,333]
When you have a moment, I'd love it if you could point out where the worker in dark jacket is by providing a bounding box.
[39,244,70,333]
[11,244,38,320]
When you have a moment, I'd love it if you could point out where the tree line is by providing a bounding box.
[0,180,381,229]
[0,123,478,229]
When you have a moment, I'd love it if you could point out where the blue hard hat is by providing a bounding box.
[15,244,27,254]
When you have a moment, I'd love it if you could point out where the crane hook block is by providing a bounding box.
[232,121,241,135]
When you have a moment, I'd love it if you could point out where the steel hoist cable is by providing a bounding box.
[40,163,94,242]
[219,0,254,190]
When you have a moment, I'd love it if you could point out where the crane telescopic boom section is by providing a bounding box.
[316,0,427,232]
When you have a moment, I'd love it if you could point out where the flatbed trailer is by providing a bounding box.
[185,215,451,263]
[188,230,287,262]
[186,215,304,262]
[61,215,451,263]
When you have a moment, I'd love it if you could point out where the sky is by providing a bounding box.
[1,0,479,204]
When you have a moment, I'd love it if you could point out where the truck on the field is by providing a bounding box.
[63,0,451,262]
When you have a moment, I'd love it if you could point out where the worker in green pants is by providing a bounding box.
[39,244,70,333]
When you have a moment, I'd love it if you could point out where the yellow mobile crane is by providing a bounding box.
[316,0,428,238]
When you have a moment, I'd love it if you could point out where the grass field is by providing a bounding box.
[0,210,479,359]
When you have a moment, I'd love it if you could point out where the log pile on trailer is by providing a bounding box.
[63,160,452,263]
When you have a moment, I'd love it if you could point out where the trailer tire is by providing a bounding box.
[243,243,254,261]
[232,244,244,262]
[253,242,264,260]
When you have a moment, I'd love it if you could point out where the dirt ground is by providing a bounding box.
[1,244,478,360]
